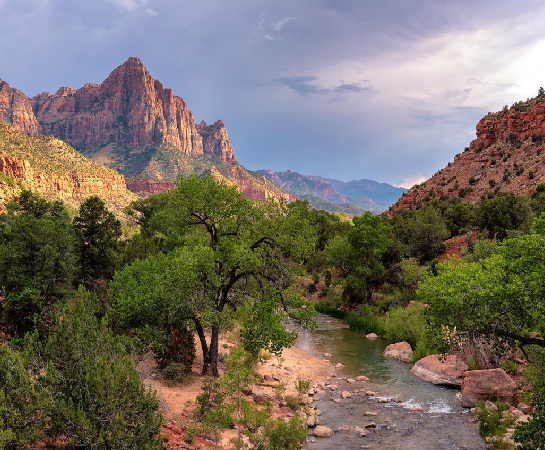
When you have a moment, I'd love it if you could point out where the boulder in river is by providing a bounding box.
[366,333,378,339]
[383,342,412,362]
[313,425,334,437]
[410,354,467,387]
[461,368,518,407]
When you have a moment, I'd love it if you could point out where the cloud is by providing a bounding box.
[264,34,275,41]
[398,175,428,189]
[108,0,146,12]
[273,75,371,97]
[145,8,157,16]
[271,16,295,31]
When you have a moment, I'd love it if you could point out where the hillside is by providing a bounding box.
[0,58,293,202]
[394,94,545,210]
[0,122,137,213]
[258,169,393,212]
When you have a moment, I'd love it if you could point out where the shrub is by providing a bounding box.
[296,378,311,395]
[163,363,193,386]
[257,416,306,450]
[474,401,512,439]
[0,345,48,449]
[27,288,162,449]
[381,305,427,349]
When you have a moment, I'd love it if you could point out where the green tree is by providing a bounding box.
[406,207,449,261]
[73,196,122,286]
[113,176,315,376]
[0,344,48,449]
[445,203,475,236]
[477,193,531,238]
[0,191,75,333]
[27,288,162,448]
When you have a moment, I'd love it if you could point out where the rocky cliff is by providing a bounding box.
[393,95,545,210]
[0,58,292,202]
[0,123,137,213]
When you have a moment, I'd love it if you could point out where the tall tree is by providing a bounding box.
[113,176,315,376]
[73,196,122,286]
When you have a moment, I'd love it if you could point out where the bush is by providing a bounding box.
[257,416,306,450]
[474,401,512,439]
[28,288,163,449]
[0,345,48,449]
[163,363,193,386]
[381,305,427,349]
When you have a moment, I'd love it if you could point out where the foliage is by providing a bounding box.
[257,416,306,450]
[474,401,513,440]
[163,363,193,386]
[0,344,48,449]
[380,305,428,349]
[27,288,162,449]
[0,191,76,334]
[73,196,122,286]
[477,193,531,238]
[114,175,315,376]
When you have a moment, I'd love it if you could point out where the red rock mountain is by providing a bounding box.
[393,95,545,210]
[0,123,137,214]
[0,58,292,202]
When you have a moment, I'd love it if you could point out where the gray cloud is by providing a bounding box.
[0,0,544,186]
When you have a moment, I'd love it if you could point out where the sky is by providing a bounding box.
[1,0,545,188]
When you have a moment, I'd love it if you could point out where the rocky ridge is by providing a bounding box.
[393,95,545,210]
[0,123,137,213]
[259,169,394,213]
[0,58,293,203]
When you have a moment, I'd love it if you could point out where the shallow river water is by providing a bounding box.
[295,315,486,450]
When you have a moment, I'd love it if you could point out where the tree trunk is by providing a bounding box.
[209,324,220,377]
[195,319,210,375]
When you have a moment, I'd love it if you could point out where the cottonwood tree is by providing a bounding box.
[112,176,315,376]
[417,218,545,445]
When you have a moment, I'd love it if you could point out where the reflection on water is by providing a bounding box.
[295,315,486,450]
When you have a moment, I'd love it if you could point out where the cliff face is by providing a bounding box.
[0,58,294,203]
[392,96,545,211]
[0,123,137,214]
[0,80,39,136]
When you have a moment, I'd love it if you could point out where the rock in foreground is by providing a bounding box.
[410,354,467,387]
[383,342,412,362]
[461,368,518,407]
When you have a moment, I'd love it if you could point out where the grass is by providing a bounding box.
[314,301,385,335]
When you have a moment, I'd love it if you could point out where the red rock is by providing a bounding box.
[461,368,518,407]
[410,354,468,387]
[383,342,413,362]
[126,179,175,197]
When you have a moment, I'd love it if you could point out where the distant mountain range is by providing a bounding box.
[258,170,405,213]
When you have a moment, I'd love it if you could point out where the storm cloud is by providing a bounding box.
[1,0,544,187]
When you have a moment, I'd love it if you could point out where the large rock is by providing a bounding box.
[383,342,412,362]
[313,425,334,437]
[410,354,468,387]
[461,368,518,407]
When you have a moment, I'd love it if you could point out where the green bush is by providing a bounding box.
[0,345,48,449]
[257,416,306,450]
[381,305,427,349]
[163,363,193,386]
[28,288,163,449]
[474,401,512,439]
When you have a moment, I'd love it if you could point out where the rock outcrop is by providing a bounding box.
[461,368,518,407]
[125,179,175,198]
[392,95,545,211]
[410,354,468,387]
[0,80,39,136]
[196,120,236,164]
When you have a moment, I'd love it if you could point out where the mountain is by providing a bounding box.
[393,94,545,210]
[258,169,396,213]
[306,175,406,204]
[0,122,137,213]
[298,194,367,216]
[0,58,294,202]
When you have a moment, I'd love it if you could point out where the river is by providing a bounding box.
[295,315,486,449]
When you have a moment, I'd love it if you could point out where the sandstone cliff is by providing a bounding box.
[0,58,293,202]
[393,95,545,210]
[0,123,137,213]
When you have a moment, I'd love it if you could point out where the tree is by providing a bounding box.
[27,288,162,449]
[407,207,449,261]
[73,196,122,286]
[113,176,315,376]
[0,191,76,333]
[477,193,531,239]
[418,223,545,446]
